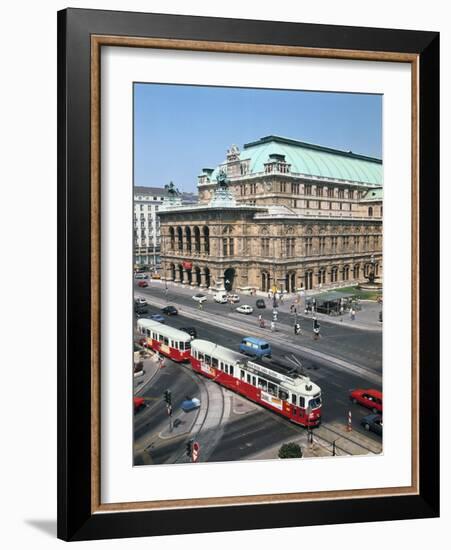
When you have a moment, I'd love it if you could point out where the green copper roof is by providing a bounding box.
[362,187,383,201]
[210,135,383,186]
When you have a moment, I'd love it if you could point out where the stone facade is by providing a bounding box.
[158,136,383,293]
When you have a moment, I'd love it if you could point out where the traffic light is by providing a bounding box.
[186,438,193,457]
[163,390,172,405]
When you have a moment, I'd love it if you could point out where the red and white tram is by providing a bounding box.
[137,319,192,362]
[190,340,322,427]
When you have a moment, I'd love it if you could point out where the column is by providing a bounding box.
[174,268,182,283]
[182,269,189,285]
[200,270,207,289]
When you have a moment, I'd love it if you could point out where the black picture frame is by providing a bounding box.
[57,8,439,542]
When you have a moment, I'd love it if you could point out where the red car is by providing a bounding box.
[349,389,383,414]
[137,280,148,288]
[134,396,145,413]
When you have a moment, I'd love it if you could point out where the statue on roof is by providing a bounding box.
[165,181,180,197]
[216,169,229,188]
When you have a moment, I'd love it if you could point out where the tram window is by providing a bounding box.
[291,394,297,406]
[212,357,218,368]
[299,396,305,408]
[173,341,178,350]
[268,382,277,396]
[225,365,229,374]
[185,341,191,349]
[163,337,169,346]
[279,389,289,401]
[204,355,211,365]
[229,365,234,376]
[199,353,204,361]
[252,376,256,386]
[159,334,164,342]
[258,378,268,391]
[246,374,251,384]
[240,370,245,380]
[146,329,151,337]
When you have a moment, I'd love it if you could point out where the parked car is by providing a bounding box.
[134,297,147,305]
[227,294,240,303]
[239,337,272,358]
[349,388,383,414]
[137,280,148,288]
[134,396,145,413]
[161,305,178,316]
[192,293,207,303]
[151,272,161,279]
[134,273,149,279]
[360,414,383,436]
[256,299,266,309]
[149,313,165,323]
[236,304,254,315]
[180,327,198,339]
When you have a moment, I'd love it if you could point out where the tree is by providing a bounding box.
[278,442,303,459]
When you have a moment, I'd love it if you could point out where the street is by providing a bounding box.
[134,280,383,465]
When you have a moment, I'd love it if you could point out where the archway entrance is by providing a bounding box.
[204,267,211,288]
[285,272,296,293]
[193,266,201,286]
[261,271,270,292]
[169,263,176,281]
[224,268,235,291]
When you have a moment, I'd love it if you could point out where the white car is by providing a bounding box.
[192,293,207,303]
[236,304,253,315]
[134,297,147,305]
[227,294,240,303]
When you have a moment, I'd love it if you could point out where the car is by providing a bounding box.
[151,272,161,279]
[134,396,145,413]
[180,327,198,339]
[361,414,383,435]
[239,337,272,358]
[227,294,240,303]
[134,297,147,305]
[181,397,201,412]
[137,280,148,288]
[256,299,266,309]
[349,388,383,414]
[161,305,178,316]
[134,273,149,279]
[149,313,165,323]
[192,293,207,303]
[134,303,148,314]
[236,304,254,315]
[214,292,228,303]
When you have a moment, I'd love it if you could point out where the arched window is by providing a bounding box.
[193,226,201,253]
[169,227,175,250]
[177,227,183,251]
[184,226,192,253]
[203,226,210,254]
[368,206,373,217]
[331,266,338,283]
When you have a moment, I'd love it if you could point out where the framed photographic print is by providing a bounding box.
[57,8,439,541]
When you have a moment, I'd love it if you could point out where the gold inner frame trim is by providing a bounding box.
[90,34,420,514]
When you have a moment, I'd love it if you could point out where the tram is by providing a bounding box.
[190,339,322,427]
[137,319,192,362]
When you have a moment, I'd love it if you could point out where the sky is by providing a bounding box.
[134,83,382,193]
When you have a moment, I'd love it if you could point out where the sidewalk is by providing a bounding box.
[144,279,382,332]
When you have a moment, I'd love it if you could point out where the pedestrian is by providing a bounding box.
[258,314,262,324]
[350,308,355,321]
[270,321,275,332]
[294,323,301,335]
[198,301,203,310]
[260,319,265,328]
[313,317,320,340]
[267,292,271,301]
[290,304,294,314]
